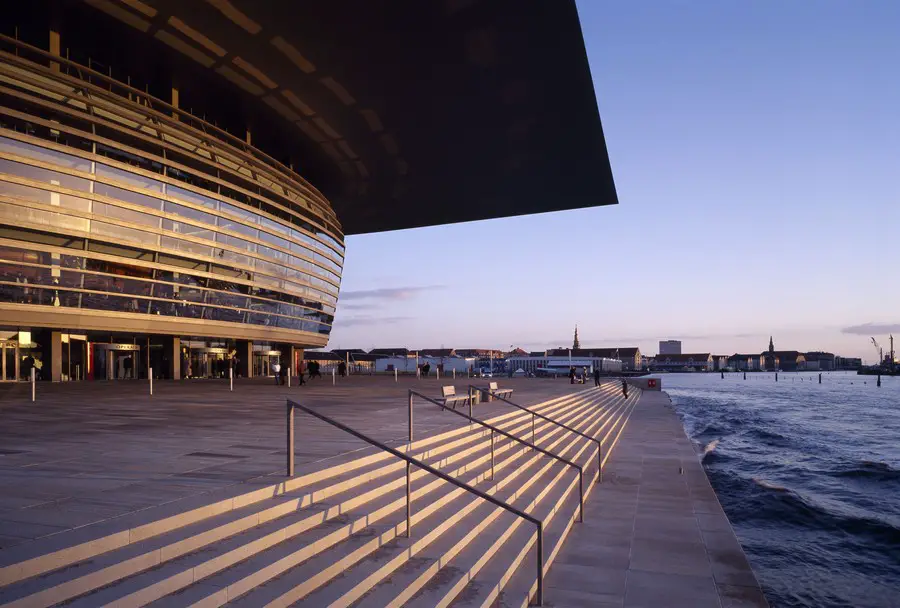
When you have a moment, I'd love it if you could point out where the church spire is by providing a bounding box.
[573,325,580,350]
[768,336,774,353]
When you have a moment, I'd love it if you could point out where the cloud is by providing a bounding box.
[841,323,900,336]
[334,315,413,327]
[340,303,376,310]
[340,285,444,301]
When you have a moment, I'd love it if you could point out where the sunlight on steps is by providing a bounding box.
[0,384,640,608]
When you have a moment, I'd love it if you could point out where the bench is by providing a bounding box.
[437,385,470,410]
[488,381,513,400]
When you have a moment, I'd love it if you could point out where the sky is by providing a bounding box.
[327,1,899,362]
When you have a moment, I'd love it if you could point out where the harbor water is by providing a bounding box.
[664,371,899,608]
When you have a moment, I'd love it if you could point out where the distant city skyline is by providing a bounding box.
[328,0,899,362]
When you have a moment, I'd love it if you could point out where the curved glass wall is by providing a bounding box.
[0,49,343,343]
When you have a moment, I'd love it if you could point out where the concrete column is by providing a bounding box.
[237,340,252,378]
[51,331,62,382]
[162,336,180,380]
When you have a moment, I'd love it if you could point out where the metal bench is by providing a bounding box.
[438,385,470,409]
[489,381,513,400]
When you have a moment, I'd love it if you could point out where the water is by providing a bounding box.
[663,371,900,608]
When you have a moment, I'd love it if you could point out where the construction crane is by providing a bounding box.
[871,337,883,367]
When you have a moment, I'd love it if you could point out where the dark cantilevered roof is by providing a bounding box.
[17,0,617,235]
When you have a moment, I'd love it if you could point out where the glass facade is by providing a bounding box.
[0,44,344,358]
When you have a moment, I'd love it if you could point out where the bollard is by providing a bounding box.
[31,367,35,402]
[229,367,233,391]
[149,367,153,396]
[453,369,456,380]
[76,363,80,381]
[394,368,398,382]
[332,368,336,385]
[437,368,440,380]
[286,401,294,476]
[287,367,291,388]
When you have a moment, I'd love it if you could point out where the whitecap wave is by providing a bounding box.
[752,477,789,492]
[702,439,720,456]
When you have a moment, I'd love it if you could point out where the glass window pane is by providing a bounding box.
[93,201,160,228]
[0,137,91,172]
[160,235,211,257]
[92,221,159,246]
[215,232,256,252]
[164,201,216,226]
[168,185,219,210]
[0,180,53,204]
[0,158,90,191]
[162,219,215,242]
[258,230,289,250]
[96,163,163,192]
[94,182,162,210]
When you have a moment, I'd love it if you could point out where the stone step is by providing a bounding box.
[469,392,641,608]
[0,389,594,593]
[352,394,630,608]
[380,394,636,608]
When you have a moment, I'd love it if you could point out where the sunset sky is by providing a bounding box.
[328,0,899,362]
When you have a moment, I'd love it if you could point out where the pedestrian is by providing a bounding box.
[124,355,133,379]
[279,362,287,386]
[297,360,305,385]
[621,378,628,398]
[338,361,347,377]
[272,359,282,385]
[569,366,576,384]
[582,366,588,384]
[593,366,601,387]
[422,362,431,378]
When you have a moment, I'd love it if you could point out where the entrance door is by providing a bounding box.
[1,344,18,381]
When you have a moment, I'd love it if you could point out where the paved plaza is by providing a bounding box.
[0,375,584,548]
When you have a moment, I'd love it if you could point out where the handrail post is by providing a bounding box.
[598,440,603,483]
[536,524,544,606]
[579,467,584,522]
[490,429,494,480]
[406,461,412,538]
[286,400,295,477]
[531,412,535,449]
[408,390,414,442]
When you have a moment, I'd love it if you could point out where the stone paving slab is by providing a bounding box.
[0,375,588,547]
[545,390,769,608]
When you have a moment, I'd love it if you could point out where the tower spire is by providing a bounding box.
[768,336,774,353]
[573,325,580,350]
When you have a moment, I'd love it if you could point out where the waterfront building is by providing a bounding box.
[762,337,806,371]
[712,355,729,371]
[835,356,863,370]
[0,1,616,383]
[652,353,714,372]
[802,351,835,371]
[728,354,762,371]
[659,340,682,355]
[545,347,642,371]
[505,353,622,375]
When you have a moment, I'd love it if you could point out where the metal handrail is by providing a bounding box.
[469,385,605,482]
[408,390,583,525]
[285,398,547,605]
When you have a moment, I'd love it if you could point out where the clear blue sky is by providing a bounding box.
[328,0,899,362]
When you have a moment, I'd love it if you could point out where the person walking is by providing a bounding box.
[593,366,601,387]
[272,359,282,385]
[422,362,431,378]
[297,360,305,385]
[569,366,576,384]
[338,361,347,377]
[621,378,628,398]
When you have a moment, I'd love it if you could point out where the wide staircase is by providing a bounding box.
[0,383,639,607]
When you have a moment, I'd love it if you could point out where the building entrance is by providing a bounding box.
[1,341,18,382]
[253,350,281,377]
[91,344,141,380]
[188,347,230,379]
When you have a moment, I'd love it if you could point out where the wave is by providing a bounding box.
[752,477,789,492]
[833,460,900,482]
[701,439,719,460]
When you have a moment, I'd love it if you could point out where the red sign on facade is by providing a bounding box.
[647,379,657,388]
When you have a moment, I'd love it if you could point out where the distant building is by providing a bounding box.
[712,355,729,371]
[835,356,863,370]
[762,337,805,371]
[803,352,835,371]
[545,347,642,371]
[728,354,762,371]
[652,353,714,372]
[505,354,622,375]
[659,340,682,355]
